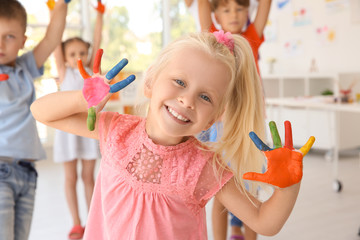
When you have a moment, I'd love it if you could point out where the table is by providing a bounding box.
[266,96,360,192]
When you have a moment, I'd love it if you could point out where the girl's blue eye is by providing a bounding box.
[175,79,185,87]
[200,94,211,103]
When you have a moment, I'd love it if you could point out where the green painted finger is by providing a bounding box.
[87,107,96,131]
[269,121,282,149]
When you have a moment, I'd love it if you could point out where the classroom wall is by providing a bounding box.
[258,0,360,76]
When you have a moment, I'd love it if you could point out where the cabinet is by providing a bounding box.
[262,73,360,151]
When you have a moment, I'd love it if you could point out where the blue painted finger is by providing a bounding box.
[105,58,128,80]
[249,132,271,151]
[109,75,136,93]
[65,0,71,3]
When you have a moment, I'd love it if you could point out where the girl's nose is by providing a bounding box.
[177,94,195,109]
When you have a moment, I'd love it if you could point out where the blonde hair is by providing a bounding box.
[144,32,266,198]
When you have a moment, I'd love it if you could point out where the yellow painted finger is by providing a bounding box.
[46,0,55,10]
[299,136,315,156]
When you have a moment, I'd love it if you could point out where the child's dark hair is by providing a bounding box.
[211,0,250,10]
[61,37,91,58]
[0,0,27,33]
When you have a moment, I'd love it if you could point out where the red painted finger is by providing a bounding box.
[284,120,294,150]
[93,49,103,74]
[77,59,91,79]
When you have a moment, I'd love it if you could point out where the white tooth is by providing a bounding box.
[168,107,189,122]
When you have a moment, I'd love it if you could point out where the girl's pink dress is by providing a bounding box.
[84,112,233,240]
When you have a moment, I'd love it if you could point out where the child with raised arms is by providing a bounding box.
[51,1,105,238]
[30,31,314,240]
[0,0,70,239]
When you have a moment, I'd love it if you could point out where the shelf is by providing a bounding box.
[262,73,337,98]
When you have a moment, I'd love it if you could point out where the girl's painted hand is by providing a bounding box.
[95,0,105,14]
[243,121,315,188]
[0,74,9,81]
[47,0,71,10]
[78,49,136,131]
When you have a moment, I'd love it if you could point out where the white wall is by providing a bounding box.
[258,0,360,75]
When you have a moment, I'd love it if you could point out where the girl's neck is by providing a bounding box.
[145,119,190,146]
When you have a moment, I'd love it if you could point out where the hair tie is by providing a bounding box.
[213,30,234,54]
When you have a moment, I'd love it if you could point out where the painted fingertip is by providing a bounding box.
[284,120,294,150]
[105,58,129,80]
[269,121,282,149]
[93,49,103,74]
[77,59,91,79]
[87,107,96,131]
[249,131,271,151]
[299,136,315,156]
[109,75,136,93]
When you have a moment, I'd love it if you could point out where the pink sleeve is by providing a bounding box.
[98,111,119,149]
[194,160,233,207]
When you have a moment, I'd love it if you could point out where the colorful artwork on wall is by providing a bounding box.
[283,39,303,57]
[315,25,336,45]
[325,0,349,14]
[277,0,290,9]
[293,7,312,27]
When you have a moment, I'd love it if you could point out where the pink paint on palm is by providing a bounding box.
[82,76,110,108]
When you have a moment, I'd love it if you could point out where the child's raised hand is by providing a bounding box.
[78,49,136,131]
[95,0,105,14]
[46,0,71,10]
[243,121,315,188]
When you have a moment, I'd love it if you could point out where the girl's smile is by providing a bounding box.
[165,106,191,123]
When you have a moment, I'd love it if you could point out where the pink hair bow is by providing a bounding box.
[213,30,234,54]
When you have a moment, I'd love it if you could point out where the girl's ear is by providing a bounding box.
[143,76,152,98]
[143,67,154,98]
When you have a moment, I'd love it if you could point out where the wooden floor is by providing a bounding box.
[29,148,360,240]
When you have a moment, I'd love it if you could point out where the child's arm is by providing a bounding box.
[253,0,272,38]
[184,0,194,8]
[33,1,69,69]
[88,2,104,68]
[53,40,66,85]
[216,178,300,236]
[31,90,99,139]
[217,121,315,236]
[197,0,213,32]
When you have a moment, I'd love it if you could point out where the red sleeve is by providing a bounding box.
[242,23,264,75]
[209,23,218,33]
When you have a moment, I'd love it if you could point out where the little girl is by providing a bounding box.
[31,31,314,239]
[51,1,104,239]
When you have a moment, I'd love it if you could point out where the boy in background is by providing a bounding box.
[0,0,69,239]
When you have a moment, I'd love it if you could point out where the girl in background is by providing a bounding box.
[51,1,104,239]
